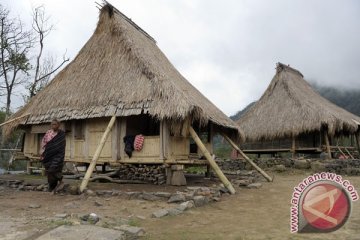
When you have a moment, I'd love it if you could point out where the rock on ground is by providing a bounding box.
[152,209,169,218]
[274,164,286,172]
[177,201,194,211]
[28,204,41,209]
[167,193,185,203]
[193,196,209,207]
[35,225,125,240]
[247,183,262,189]
[80,213,100,224]
[294,159,310,169]
[141,192,161,201]
[154,192,172,198]
[167,208,183,216]
[115,225,145,237]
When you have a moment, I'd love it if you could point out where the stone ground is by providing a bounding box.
[0,170,360,239]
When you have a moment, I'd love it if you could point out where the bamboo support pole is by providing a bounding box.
[324,130,332,159]
[79,115,117,192]
[337,146,346,158]
[222,134,273,182]
[189,127,235,194]
[0,113,30,127]
[344,147,354,160]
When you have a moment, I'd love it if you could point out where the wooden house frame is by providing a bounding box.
[21,116,217,166]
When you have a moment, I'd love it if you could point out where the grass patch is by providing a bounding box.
[128,218,140,227]
[185,166,206,174]
[49,219,74,227]
[101,221,114,229]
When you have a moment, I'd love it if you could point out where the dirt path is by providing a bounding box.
[142,172,360,240]
[0,171,359,240]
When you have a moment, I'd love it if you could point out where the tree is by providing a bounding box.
[27,6,69,99]
[0,4,70,115]
[0,4,33,117]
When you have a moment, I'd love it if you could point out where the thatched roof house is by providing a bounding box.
[237,63,360,157]
[5,4,240,137]
[2,3,242,171]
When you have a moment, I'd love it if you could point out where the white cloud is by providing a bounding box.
[1,0,359,115]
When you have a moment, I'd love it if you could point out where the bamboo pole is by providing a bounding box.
[0,113,30,127]
[79,115,117,192]
[291,135,296,158]
[189,127,235,194]
[344,147,354,160]
[337,146,346,158]
[324,130,332,159]
[222,134,273,182]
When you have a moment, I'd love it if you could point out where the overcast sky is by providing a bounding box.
[2,0,360,116]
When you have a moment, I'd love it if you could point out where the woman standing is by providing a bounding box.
[41,119,66,193]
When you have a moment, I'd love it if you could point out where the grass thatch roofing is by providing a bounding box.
[237,63,360,141]
[3,3,242,139]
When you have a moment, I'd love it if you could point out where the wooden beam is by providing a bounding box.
[222,134,273,182]
[356,132,360,158]
[337,146,347,158]
[70,121,75,159]
[83,120,89,161]
[0,113,30,127]
[344,147,354,160]
[324,130,332,159]
[111,118,118,161]
[159,121,166,160]
[79,115,117,192]
[119,118,126,160]
[208,122,214,154]
[291,135,296,158]
[189,126,236,194]
[163,120,170,159]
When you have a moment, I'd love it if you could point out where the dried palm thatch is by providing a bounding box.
[237,63,360,141]
[2,3,242,140]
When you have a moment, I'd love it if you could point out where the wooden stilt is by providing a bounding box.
[222,134,273,182]
[324,130,332,159]
[189,127,235,194]
[170,165,187,186]
[26,161,32,175]
[291,135,296,158]
[80,115,117,192]
[205,164,211,178]
[101,163,107,173]
[356,132,360,158]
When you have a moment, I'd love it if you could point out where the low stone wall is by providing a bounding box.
[216,158,360,175]
[0,178,230,219]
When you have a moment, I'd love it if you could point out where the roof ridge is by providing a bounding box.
[101,1,156,43]
[276,62,304,78]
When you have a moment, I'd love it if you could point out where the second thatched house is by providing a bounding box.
[237,63,360,158]
[2,3,243,180]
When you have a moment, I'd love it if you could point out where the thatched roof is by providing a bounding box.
[237,63,360,141]
[3,3,241,139]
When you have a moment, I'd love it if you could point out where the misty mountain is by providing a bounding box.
[230,102,256,121]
